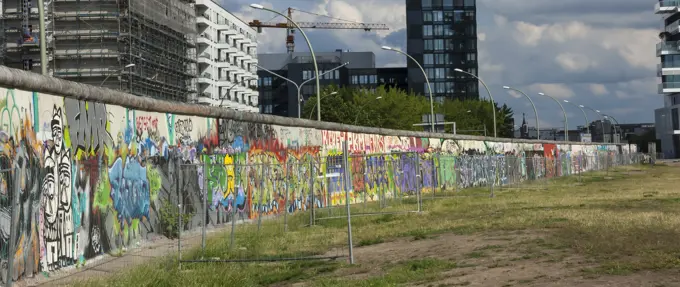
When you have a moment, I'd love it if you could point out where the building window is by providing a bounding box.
[263,77,272,86]
[369,75,377,84]
[465,52,477,62]
[334,69,340,79]
[360,75,368,84]
[303,70,312,80]
[263,105,273,114]
[443,0,453,8]
[422,0,432,8]
[434,39,444,51]
[423,11,432,22]
[433,11,443,22]
[464,0,475,7]
[435,54,448,65]
[351,75,358,84]
[433,25,444,36]
[424,54,434,66]
[424,40,434,50]
[423,25,433,37]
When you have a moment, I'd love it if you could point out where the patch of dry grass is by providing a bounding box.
[73,164,680,286]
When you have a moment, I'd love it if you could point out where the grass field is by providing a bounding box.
[74,163,680,287]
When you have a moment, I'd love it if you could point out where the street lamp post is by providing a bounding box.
[563,100,590,134]
[583,106,606,143]
[604,114,621,143]
[308,91,338,119]
[354,96,383,125]
[38,0,47,75]
[503,86,539,140]
[257,62,349,118]
[381,46,436,133]
[251,4,322,121]
[100,64,136,87]
[455,69,496,138]
[219,76,256,107]
[538,92,568,141]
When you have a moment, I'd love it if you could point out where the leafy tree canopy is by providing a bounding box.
[302,85,514,137]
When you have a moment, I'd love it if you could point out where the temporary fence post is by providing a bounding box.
[284,163,290,233]
[178,204,182,271]
[6,167,19,287]
[201,161,208,257]
[489,157,495,198]
[341,141,354,264]
[415,153,422,213]
[431,155,437,199]
[229,163,239,250]
[309,159,315,227]
[257,164,265,232]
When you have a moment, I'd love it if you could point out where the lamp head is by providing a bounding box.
[579,105,584,108]
[538,92,545,96]
[454,68,463,72]
[502,86,510,89]
[563,100,569,103]
[376,96,383,100]
[250,4,264,9]
[381,46,392,50]
[596,110,601,113]
[330,91,338,95]
[125,64,136,68]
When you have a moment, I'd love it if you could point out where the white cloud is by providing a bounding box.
[528,83,575,99]
[589,84,609,96]
[555,53,595,72]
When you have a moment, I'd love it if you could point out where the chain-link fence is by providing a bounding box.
[177,154,352,266]
[313,152,423,223]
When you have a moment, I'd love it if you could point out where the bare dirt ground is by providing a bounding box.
[323,230,680,287]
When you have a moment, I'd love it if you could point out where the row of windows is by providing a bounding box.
[423,10,474,23]
[422,0,475,9]
[423,24,475,37]
[424,39,477,51]
[423,82,478,94]
[258,77,272,87]
[424,67,477,80]
[351,74,378,85]
[201,10,256,41]
[302,69,341,80]
[662,55,680,68]
[423,53,476,66]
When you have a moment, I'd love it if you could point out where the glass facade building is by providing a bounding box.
[406,0,479,102]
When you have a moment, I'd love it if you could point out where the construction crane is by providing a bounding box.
[249,8,389,53]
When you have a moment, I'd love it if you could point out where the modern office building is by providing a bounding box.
[655,1,680,158]
[195,0,258,111]
[1,0,198,102]
[258,50,401,118]
[405,0,479,102]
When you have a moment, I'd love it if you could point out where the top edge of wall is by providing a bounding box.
[0,66,624,147]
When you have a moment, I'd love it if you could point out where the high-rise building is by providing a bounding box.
[1,0,198,102]
[195,0,258,112]
[258,50,386,117]
[405,0,479,102]
[655,1,680,158]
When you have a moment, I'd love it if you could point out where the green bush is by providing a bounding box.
[158,198,194,239]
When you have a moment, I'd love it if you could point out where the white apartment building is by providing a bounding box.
[196,0,259,112]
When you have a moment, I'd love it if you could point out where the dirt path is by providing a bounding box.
[320,230,680,287]
[20,232,204,287]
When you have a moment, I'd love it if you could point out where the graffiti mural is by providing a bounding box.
[0,86,635,282]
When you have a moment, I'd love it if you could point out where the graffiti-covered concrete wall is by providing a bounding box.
[0,67,636,281]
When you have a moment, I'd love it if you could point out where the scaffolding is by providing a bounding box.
[1,0,198,102]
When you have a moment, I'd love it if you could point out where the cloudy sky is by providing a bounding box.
[224,0,660,129]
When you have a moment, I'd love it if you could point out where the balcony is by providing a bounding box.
[656,0,680,14]
[198,53,214,65]
[659,82,680,93]
[657,41,680,56]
